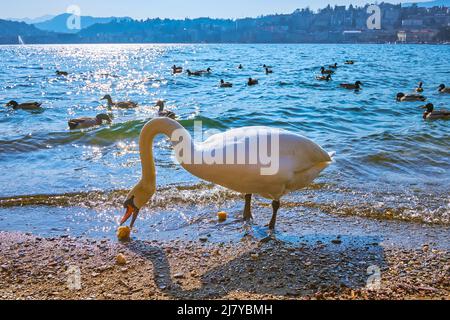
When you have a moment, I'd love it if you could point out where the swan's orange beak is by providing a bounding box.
[120,197,139,229]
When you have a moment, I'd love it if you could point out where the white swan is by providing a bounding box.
[120,118,334,230]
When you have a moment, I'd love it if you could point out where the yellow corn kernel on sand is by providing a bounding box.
[117,226,131,241]
[217,211,227,222]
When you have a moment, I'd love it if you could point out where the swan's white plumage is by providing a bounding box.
[188,126,332,200]
[133,118,332,202]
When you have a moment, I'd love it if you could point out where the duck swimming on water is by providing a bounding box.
[155,100,176,119]
[415,82,424,93]
[187,68,211,76]
[329,63,338,69]
[220,80,233,88]
[172,65,183,74]
[5,100,42,110]
[101,94,138,109]
[68,114,112,130]
[56,70,68,76]
[438,84,450,93]
[320,67,334,75]
[421,103,450,120]
[316,74,332,81]
[340,81,362,90]
[248,78,259,86]
[396,92,426,102]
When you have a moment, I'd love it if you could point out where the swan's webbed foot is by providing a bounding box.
[243,194,253,221]
[268,200,280,230]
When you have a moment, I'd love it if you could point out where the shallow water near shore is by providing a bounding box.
[0,44,449,242]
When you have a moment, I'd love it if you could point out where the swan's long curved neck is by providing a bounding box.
[139,118,196,186]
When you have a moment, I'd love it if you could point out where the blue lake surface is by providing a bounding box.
[0,44,449,239]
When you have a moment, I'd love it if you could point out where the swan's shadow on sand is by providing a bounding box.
[127,232,387,299]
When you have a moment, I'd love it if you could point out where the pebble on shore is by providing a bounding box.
[0,232,448,300]
[116,253,127,265]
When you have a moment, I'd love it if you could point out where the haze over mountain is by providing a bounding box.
[0,20,47,37]
[33,13,132,33]
[7,15,55,24]
[3,0,448,23]
[0,19,76,44]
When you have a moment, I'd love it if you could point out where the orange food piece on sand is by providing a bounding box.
[217,211,227,222]
[117,226,131,241]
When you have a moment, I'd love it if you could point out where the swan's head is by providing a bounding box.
[120,181,155,229]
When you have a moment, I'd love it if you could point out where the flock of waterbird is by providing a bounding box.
[4,59,450,128]
[117,60,448,231]
[3,56,449,231]
[315,62,449,120]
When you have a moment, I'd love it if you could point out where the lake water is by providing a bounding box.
[0,44,449,241]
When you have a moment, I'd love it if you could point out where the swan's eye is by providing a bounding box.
[123,196,135,209]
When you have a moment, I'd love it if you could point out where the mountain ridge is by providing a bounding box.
[33,13,132,33]
[0,19,77,44]
[0,1,448,44]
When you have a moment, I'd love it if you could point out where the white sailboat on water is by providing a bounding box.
[18,35,25,45]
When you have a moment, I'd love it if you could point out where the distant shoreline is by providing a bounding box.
[1,42,449,46]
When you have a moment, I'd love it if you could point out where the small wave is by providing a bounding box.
[0,183,240,209]
[0,120,144,154]
[1,182,448,225]
[0,115,233,154]
[179,116,228,130]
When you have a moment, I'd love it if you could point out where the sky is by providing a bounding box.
[1,0,417,20]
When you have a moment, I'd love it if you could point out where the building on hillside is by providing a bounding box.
[397,29,438,43]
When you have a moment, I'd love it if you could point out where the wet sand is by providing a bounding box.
[0,231,448,300]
